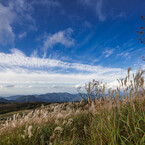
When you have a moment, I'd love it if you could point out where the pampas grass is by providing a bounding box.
[0,68,144,145]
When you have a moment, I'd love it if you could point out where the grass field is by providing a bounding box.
[0,102,50,115]
[0,68,144,145]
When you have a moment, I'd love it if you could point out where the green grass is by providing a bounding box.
[0,68,144,145]
[0,100,145,145]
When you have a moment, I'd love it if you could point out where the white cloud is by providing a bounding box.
[43,28,74,57]
[0,0,33,45]
[117,47,133,59]
[0,49,129,96]
[18,32,27,39]
[0,69,127,96]
[10,48,25,57]
[103,49,114,58]
[0,48,122,73]
[0,3,15,45]
[31,50,38,57]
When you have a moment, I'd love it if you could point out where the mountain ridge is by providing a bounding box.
[0,92,81,103]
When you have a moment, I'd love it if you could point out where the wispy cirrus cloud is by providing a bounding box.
[103,49,114,58]
[79,0,126,21]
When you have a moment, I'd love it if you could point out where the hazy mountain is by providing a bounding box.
[0,98,11,103]
[15,95,48,103]
[37,92,81,103]
[0,92,125,103]
[0,93,82,103]
[5,95,23,100]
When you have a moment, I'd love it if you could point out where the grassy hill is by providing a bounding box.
[0,98,144,145]
[0,69,144,145]
[0,102,50,115]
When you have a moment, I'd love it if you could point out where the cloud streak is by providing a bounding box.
[0,48,123,74]
[103,49,114,58]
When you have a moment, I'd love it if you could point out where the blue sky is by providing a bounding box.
[0,0,145,96]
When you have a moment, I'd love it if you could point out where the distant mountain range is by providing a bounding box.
[0,98,11,103]
[5,95,22,100]
[0,92,82,103]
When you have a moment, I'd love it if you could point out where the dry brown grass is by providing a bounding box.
[0,68,144,145]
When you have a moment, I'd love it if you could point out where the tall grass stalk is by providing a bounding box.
[0,68,144,145]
